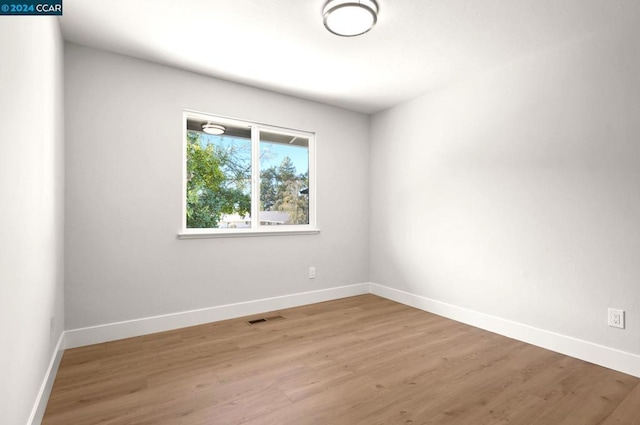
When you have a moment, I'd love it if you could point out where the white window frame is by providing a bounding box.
[178,110,318,238]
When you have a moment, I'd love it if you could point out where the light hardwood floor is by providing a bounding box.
[43,295,640,425]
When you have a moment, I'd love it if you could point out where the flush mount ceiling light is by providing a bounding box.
[323,0,379,37]
[202,122,226,135]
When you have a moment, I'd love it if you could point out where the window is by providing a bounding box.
[180,111,317,237]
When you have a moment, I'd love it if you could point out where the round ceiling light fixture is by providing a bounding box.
[202,122,226,135]
[323,0,379,37]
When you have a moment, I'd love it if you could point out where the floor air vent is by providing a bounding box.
[247,315,284,325]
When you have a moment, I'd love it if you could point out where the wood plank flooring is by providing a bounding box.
[42,295,639,425]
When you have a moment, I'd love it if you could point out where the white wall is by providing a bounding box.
[0,18,65,425]
[370,21,640,356]
[64,44,370,330]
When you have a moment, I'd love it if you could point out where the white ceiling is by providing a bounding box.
[60,0,640,114]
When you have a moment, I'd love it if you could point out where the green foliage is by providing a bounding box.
[260,166,279,211]
[260,156,309,225]
[187,130,309,228]
[186,132,251,228]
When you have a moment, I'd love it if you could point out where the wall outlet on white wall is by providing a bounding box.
[309,267,316,279]
[608,308,625,329]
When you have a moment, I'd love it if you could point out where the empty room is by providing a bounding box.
[2,0,640,424]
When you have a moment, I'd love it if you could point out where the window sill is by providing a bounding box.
[177,228,320,239]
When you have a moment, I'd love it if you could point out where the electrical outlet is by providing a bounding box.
[608,308,625,329]
[50,317,55,335]
[309,266,316,279]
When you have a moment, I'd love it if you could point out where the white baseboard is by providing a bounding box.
[60,281,640,378]
[27,332,65,425]
[369,283,640,378]
[64,283,370,349]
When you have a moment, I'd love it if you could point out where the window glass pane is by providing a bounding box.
[259,130,310,225]
[186,119,252,228]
